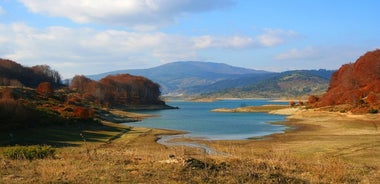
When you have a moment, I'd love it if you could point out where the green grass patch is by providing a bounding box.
[2,145,55,160]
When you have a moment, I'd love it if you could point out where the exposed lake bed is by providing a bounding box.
[2,99,380,183]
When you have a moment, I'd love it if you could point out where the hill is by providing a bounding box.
[89,61,334,98]
[0,60,173,133]
[200,70,334,98]
[309,49,380,113]
[70,74,167,107]
[88,61,273,95]
[0,59,62,88]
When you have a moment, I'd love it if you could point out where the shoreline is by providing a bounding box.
[113,104,179,110]
[211,104,289,113]
[106,104,380,158]
[2,104,380,183]
[202,107,380,163]
[151,105,296,153]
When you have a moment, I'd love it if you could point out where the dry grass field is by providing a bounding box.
[1,108,379,183]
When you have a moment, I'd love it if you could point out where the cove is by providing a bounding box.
[125,99,288,140]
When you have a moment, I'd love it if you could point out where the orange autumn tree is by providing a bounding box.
[308,49,380,112]
[70,74,164,107]
[36,82,54,97]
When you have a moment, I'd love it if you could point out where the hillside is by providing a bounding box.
[89,61,333,98]
[309,49,380,113]
[0,60,173,133]
[70,74,167,107]
[199,70,334,99]
[88,61,273,95]
[0,59,62,88]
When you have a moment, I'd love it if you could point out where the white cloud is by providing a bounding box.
[19,0,235,29]
[275,47,320,60]
[0,23,200,77]
[273,45,379,71]
[192,29,297,49]
[192,35,253,49]
[0,22,300,78]
[0,6,5,15]
[227,36,254,48]
[257,29,299,47]
[193,35,214,49]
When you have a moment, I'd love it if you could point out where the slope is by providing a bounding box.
[203,70,334,98]
[310,49,380,112]
[88,61,272,95]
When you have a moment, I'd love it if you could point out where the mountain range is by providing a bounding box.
[88,61,335,98]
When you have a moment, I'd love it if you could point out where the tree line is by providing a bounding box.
[70,74,164,106]
[0,59,61,88]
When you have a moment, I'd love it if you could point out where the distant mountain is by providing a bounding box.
[88,61,272,95]
[199,70,335,98]
[88,61,335,98]
[186,73,278,94]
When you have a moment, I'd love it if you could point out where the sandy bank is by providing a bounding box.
[2,105,380,183]
[117,104,178,110]
[211,104,289,113]
[204,108,380,169]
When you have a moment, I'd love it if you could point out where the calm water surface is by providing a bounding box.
[125,99,288,140]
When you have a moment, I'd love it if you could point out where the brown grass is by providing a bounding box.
[1,109,380,183]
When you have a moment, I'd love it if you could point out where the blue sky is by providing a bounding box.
[0,0,379,78]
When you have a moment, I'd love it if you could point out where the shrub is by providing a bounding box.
[2,145,55,160]
[0,98,33,129]
[73,106,95,119]
[36,82,54,97]
[368,108,378,114]
[308,95,320,104]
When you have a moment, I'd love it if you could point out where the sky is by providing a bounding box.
[0,0,379,78]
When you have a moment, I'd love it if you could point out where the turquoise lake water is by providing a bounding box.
[125,99,288,140]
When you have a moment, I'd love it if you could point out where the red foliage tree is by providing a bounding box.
[73,107,94,119]
[0,59,62,88]
[312,49,380,111]
[36,82,54,97]
[70,74,163,107]
[367,92,379,108]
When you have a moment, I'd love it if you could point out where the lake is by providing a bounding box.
[125,99,288,140]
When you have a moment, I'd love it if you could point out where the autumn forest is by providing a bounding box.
[0,59,168,132]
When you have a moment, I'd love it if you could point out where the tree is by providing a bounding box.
[31,65,62,85]
[36,82,54,97]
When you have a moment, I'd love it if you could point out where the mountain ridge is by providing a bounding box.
[88,61,334,97]
[88,61,273,95]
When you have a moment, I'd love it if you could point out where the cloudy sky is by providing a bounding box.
[0,0,379,78]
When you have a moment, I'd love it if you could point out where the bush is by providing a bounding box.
[368,109,378,114]
[2,145,55,160]
[36,82,54,97]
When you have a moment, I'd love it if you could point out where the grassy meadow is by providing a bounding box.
[1,108,380,183]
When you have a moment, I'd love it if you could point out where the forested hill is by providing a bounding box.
[88,61,272,95]
[89,61,334,98]
[70,74,164,106]
[201,70,334,99]
[0,59,170,132]
[308,49,380,113]
[0,59,166,107]
[0,59,62,88]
